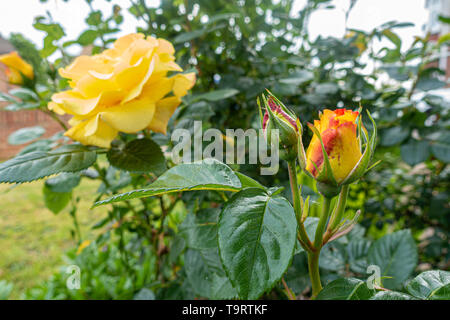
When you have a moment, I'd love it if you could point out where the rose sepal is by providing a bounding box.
[340,110,377,185]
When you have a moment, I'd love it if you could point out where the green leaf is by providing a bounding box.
[4,102,41,111]
[316,278,375,300]
[235,172,266,190]
[347,238,371,274]
[284,253,310,295]
[218,188,297,299]
[173,29,207,43]
[45,172,81,193]
[173,23,226,44]
[416,76,446,91]
[86,10,102,26]
[107,138,166,175]
[367,230,418,289]
[7,126,45,145]
[438,33,450,45]
[179,208,219,250]
[380,126,409,147]
[431,142,450,162]
[17,139,53,155]
[319,243,346,272]
[207,13,240,24]
[382,65,415,81]
[0,92,16,102]
[194,89,239,102]
[382,29,401,47]
[169,235,186,263]
[401,140,430,166]
[370,291,414,300]
[133,288,155,300]
[0,144,97,183]
[0,280,13,300]
[43,184,71,214]
[41,36,58,58]
[178,101,214,120]
[93,159,242,207]
[77,29,98,45]
[438,15,450,24]
[33,20,65,40]
[184,248,237,299]
[9,88,39,101]
[406,270,450,300]
[315,82,339,95]
[279,70,314,85]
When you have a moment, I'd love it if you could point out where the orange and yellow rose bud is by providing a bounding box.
[298,107,377,197]
[48,33,196,148]
[306,109,361,183]
[0,51,34,85]
[259,91,300,161]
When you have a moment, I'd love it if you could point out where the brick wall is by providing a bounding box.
[0,66,68,160]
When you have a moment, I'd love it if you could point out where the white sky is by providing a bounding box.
[0,0,428,55]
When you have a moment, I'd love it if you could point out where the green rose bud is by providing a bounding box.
[258,91,300,161]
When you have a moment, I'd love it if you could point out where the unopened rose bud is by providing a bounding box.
[298,107,377,197]
[259,91,300,161]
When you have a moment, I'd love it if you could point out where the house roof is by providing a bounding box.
[0,36,14,54]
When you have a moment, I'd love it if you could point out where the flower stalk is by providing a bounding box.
[288,160,314,253]
[307,250,322,299]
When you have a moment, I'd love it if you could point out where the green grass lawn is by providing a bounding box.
[0,179,107,299]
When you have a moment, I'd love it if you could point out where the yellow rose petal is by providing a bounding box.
[48,101,66,115]
[65,115,118,148]
[173,72,196,97]
[148,96,181,134]
[118,56,156,103]
[142,76,174,102]
[99,97,156,133]
[59,55,112,81]
[52,91,102,116]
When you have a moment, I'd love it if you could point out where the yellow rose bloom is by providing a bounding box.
[0,51,34,85]
[49,33,196,148]
[306,109,362,183]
